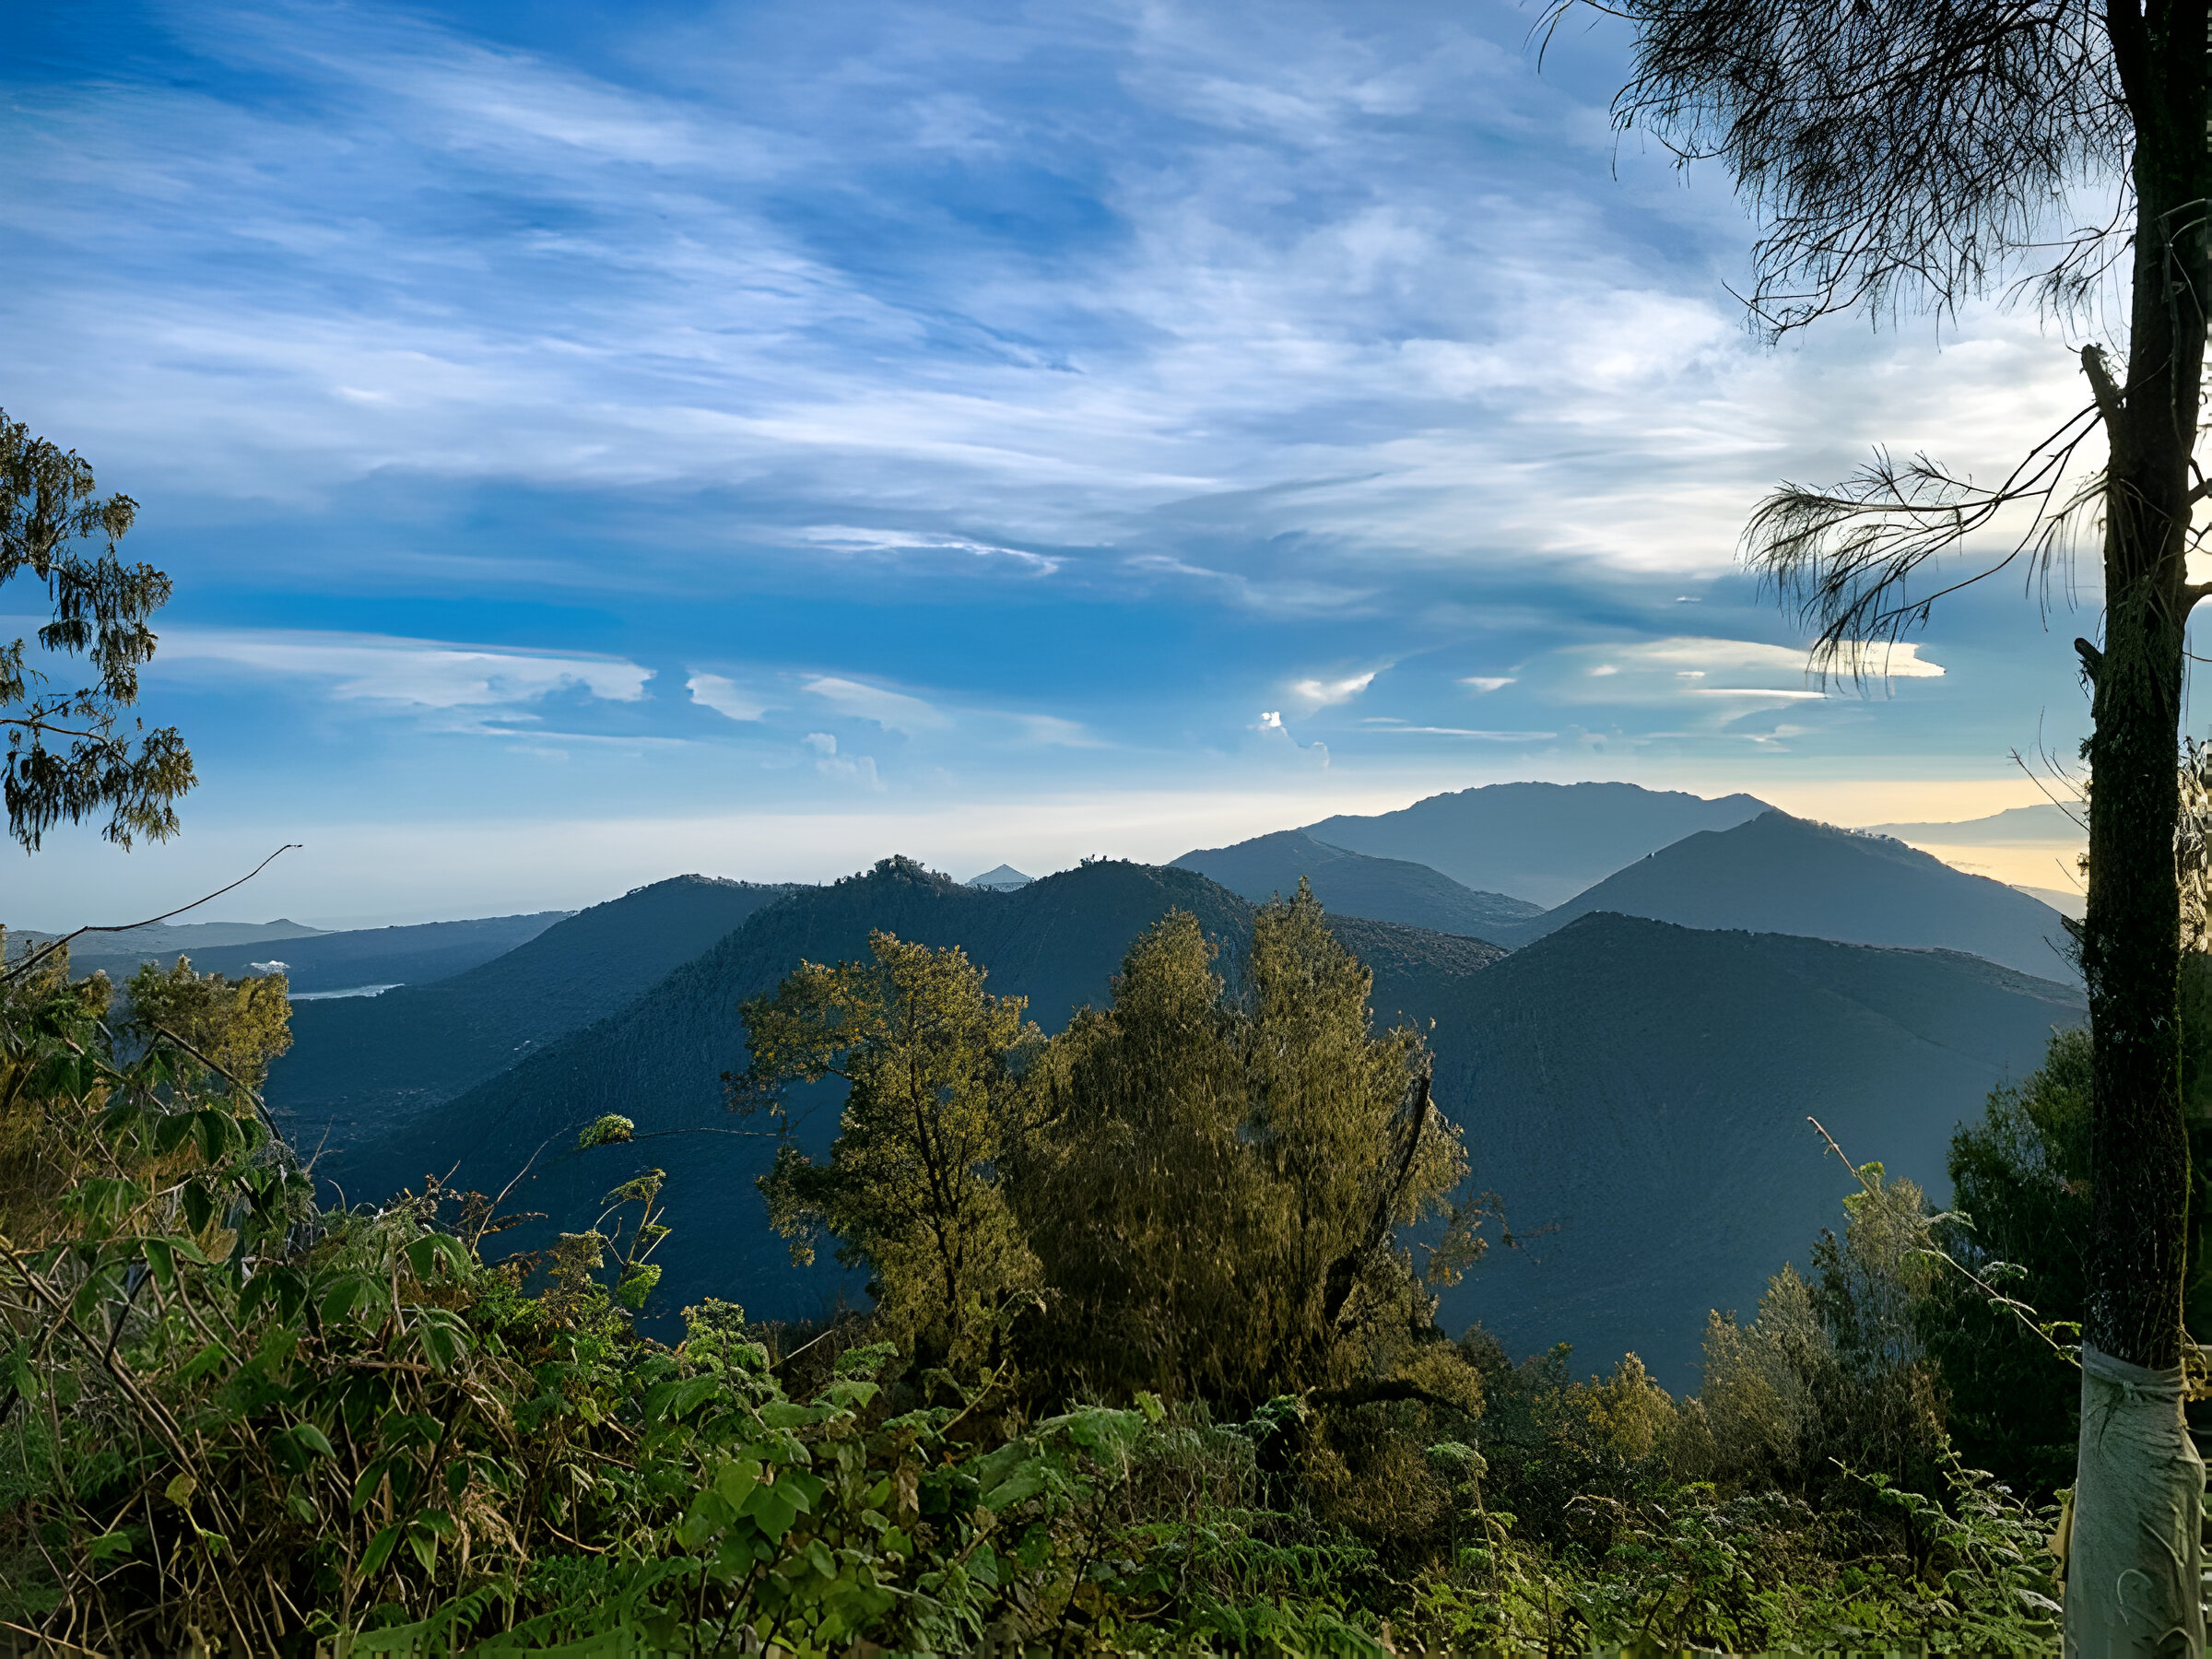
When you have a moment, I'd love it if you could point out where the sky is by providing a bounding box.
[0,0,2144,929]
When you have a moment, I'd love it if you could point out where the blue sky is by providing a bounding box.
[2,0,2134,927]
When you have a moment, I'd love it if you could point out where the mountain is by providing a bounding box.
[1861,803,2085,843]
[1307,782,1771,907]
[967,865,1033,890]
[75,912,573,994]
[1172,830,1535,939]
[328,858,2077,1387]
[2016,886,2088,919]
[269,877,791,1160]
[1422,913,2082,1385]
[331,858,1254,1316]
[12,916,327,970]
[1488,811,2075,979]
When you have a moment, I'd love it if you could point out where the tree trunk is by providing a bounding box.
[2069,20,2210,1643]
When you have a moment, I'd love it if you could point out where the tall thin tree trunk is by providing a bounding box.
[2069,30,2210,1642]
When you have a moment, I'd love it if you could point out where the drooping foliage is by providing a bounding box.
[0,411,194,851]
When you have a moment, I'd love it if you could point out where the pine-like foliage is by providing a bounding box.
[1018,886,1483,1410]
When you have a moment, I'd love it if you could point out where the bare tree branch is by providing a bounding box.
[3,843,302,985]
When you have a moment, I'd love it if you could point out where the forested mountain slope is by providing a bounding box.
[1423,913,2082,1385]
[1307,781,1770,907]
[78,912,572,993]
[269,876,789,1158]
[1172,829,1535,938]
[1488,811,2074,979]
[332,860,2075,1385]
[333,858,1255,1312]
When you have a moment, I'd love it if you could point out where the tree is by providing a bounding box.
[122,956,294,1092]
[1017,888,1486,1408]
[733,932,1041,1370]
[1013,909,1274,1403]
[1568,4,2210,1644]
[0,411,194,853]
[1926,1027,2096,1499]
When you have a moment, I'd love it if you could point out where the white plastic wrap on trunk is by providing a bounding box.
[2065,1344,2206,1657]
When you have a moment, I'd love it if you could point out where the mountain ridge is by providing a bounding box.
[1488,811,2073,979]
[271,876,793,1153]
[1172,828,1535,939]
[1307,781,1771,906]
[321,860,2079,1383]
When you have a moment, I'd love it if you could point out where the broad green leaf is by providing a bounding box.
[141,1238,175,1293]
[177,1341,232,1383]
[747,1485,798,1542]
[979,1463,1050,1512]
[715,1458,762,1511]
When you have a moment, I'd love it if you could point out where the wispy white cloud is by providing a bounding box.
[801,676,951,732]
[1288,671,1378,706]
[1012,713,1108,747]
[687,673,774,723]
[1544,637,1946,708]
[0,0,2105,924]
[801,525,1062,573]
[1360,718,1558,739]
[155,628,652,711]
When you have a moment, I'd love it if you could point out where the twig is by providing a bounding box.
[3,844,302,985]
[2008,744,2088,834]
[1806,1115,2078,1365]
[0,1619,107,1656]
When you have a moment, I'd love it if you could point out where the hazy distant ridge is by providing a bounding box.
[1308,781,1771,907]
[1172,828,1535,939]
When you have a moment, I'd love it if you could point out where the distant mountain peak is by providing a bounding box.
[968,864,1033,890]
[1305,780,1772,907]
[1171,829,1534,942]
[1489,808,2075,978]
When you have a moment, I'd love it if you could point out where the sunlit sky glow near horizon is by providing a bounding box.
[0,0,2159,929]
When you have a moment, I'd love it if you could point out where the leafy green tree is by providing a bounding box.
[1924,1028,2093,1499]
[1688,1166,1946,1498]
[1018,887,1485,1408]
[123,955,294,1091]
[1928,983,2212,1502]
[1243,885,1477,1390]
[1013,909,1269,1402]
[0,412,193,851]
[734,931,1041,1369]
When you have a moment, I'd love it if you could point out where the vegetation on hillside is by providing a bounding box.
[0,888,2083,1653]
